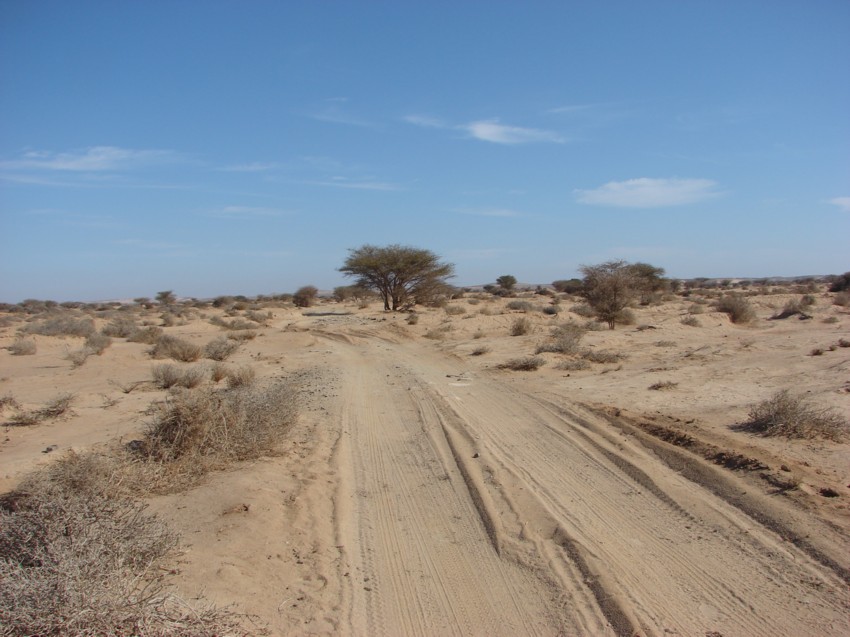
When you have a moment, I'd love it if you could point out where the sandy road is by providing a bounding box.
[318,328,850,636]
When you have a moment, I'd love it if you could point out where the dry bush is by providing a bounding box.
[1,456,248,636]
[687,303,705,314]
[152,364,206,390]
[581,349,626,364]
[8,338,36,355]
[210,362,229,383]
[101,316,138,338]
[470,346,491,356]
[245,310,273,325]
[128,326,164,344]
[833,292,850,307]
[822,316,839,324]
[648,381,678,390]
[680,316,701,327]
[554,359,590,371]
[85,332,112,355]
[64,348,92,368]
[22,316,95,338]
[5,393,75,426]
[204,336,239,361]
[210,316,260,331]
[498,356,545,371]
[535,322,585,354]
[444,305,466,316]
[510,317,532,336]
[141,381,298,469]
[654,340,676,347]
[406,313,420,325]
[714,295,756,324]
[742,390,848,441]
[506,300,534,312]
[837,338,850,348]
[0,394,20,411]
[148,335,202,362]
[225,365,256,388]
[541,305,559,316]
[424,325,452,340]
[227,330,257,341]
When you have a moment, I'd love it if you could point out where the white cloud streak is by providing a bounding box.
[1,146,180,172]
[305,177,401,191]
[404,114,564,145]
[575,178,721,208]
[827,197,850,213]
[455,207,522,218]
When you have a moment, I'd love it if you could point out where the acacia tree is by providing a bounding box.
[579,260,639,329]
[339,245,455,311]
[496,275,517,291]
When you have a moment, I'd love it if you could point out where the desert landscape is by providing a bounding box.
[2,277,849,636]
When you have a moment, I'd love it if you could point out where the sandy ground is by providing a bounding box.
[2,289,849,636]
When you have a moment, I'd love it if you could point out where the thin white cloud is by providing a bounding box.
[827,197,850,213]
[404,114,447,128]
[208,206,290,219]
[465,119,564,144]
[547,104,594,115]
[219,162,280,173]
[575,178,721,208]
[305,177,401,191]
[0,146,180,172]
[455,207,522,218]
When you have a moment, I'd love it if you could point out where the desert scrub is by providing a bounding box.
[142,381,298,468]
[406,313,420,325]
[506,300,534,312]
[227,330,257,341]
[5,393,75,426]
[101,316,138,338]
[127,325,164,344]
[680,316,701,327]
[444,305,466,316]
[424,325,452,340]
[152,364,207,389]
[648,381,678,390]
[742,390,848,441]
[148,335,202,362]
[510,317,532,336]
[554,359,590,371]
[0,455,246,636]
[85,332,112,355]
[714,294,756,324]
[581,349,626,364]
[498,356,545,371]
[225,365,256,388]
[7,337,36,355]
[22,315,95,337]
[534,322,585,354]
[470,346,491,356]
[204,336,239,361]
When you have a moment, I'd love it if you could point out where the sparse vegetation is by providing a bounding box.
[510,317,532,336]
[714,294,756,324]
[204,336,240,361]
[7,338,36,355]
[22,316,95,338]
[128,326,164,344]
[225,365,256,388]
[470,346,491,356]
[581,349,626,364]
[406,313,420,325]
[5,393,75,426]
[554,359,590,371]
[293,285,319,308]
[445,305,466,316]
[498,356,545,371]
[579,260,665,329]
[152,364,207,389]
[648,381,678,390]
[535,322,585,354]
[148,335,202,362]
[742,390,848,440]
[681,316,701,327]
[496,275,517,291]
[506,300,533,312]
[101,316,138,338]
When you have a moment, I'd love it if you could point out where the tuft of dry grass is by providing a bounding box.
[85,332,113,355]
[227,330,257,341]
[510,317,532,336]
[498,356,545,371]
[101,316,138,338]
[225,365,256,388]
[535,322,585,354]
[581,349,626,364]
[741,390,848,441]
[554,359,590,371]
[444,305,466,316]
[714,294,756,324]
[506,300,534,312]
[5,393,75,426]
[22,315,95,338]
[127,326,164,344]
[204,336,239,361]
[680,316,700,327]
[0,453,252,636]
[7,338,36,356]
[648,381,678,390]
[152,364,207,389]
[470,346,491,356]
[148,335,202,362]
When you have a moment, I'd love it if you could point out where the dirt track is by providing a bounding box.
[316,325,850,637]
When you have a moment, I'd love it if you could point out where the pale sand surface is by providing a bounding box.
[2,290,849,636]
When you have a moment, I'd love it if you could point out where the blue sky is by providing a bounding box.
[1,1,848,302]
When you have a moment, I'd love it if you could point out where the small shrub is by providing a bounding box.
[204,336,239,361]
[837,338,850,348]
[226,365,256,388]
[424,325,452,340]
[84,333,112,355]
[227,330,257,341]
[833,292,850,307]
[554,359,590,371]
[293,285,318,308]
[148,335,202,362]
[822,316,839,324]
[0,394,20,410]
[535,322,585,354]
[681,316,701,327]
[210,362,229,383]
[687,303,705,314]
[510,317,532,336]
[648,381,678,390]
[245,310,273,325]
[407,313,420,325]
[101,316,137,338]
[445,305,466,316]
[506,300,533,312]
[152,364,206,389]
[473,329,485,339]
[127,326,163,344]
[22,316,95,338]
[6,393,75,426]
[828,272,850,293]
[714,295,756,324]
[654,340,676,347]
[8,338,36,355]
[800,294,816,307]
[810,348,824,356]
[581,349,626,364]
[541,305,559,316]
[470,346,491,356]
[742,390,848,440]
[64,348,91,368]
[498,356,545,371]
[570,303,596,318]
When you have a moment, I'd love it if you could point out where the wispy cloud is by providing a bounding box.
[465,119,564,144]
[305,176,401,191]
[207,205,290,218]
[827,197,850,213]
[219,162,280,173]
[404,114,564,145]
[0,146,180,172]
[575,178,721,208]
[454,207,522,218]
[547,104,595,115]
